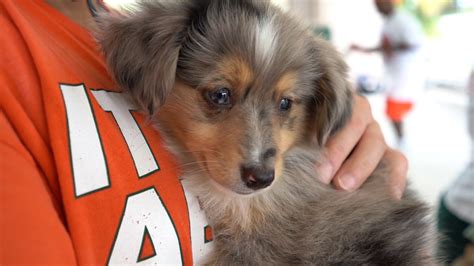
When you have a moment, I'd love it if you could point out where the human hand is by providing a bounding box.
[317,94,408,198]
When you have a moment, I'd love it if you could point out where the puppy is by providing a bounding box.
[98,0,436,264]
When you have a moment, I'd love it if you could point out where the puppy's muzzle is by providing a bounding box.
[240,165,275,190]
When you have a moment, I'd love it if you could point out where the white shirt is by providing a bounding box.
[382,10,425,102]
[445,74,474,223]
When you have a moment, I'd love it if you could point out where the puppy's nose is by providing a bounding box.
[240,166,275,190]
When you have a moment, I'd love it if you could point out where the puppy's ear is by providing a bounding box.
[307,38,353,146]
[96,4,189,115]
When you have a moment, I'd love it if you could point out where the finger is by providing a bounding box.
[317,95,372,183]
[383,148,408,199]
[332,122,386,191]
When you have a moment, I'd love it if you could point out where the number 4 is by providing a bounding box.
[107,182,213,265]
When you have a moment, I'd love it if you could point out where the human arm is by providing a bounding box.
[349,44,382,53]
[0,110,77,264]
[0,4,77,261]
[350,40,415,54]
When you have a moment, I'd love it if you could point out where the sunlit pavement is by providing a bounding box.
[366,86,470,206]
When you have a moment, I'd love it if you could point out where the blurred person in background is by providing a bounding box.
[437,67,474,265]
[1,0,408,264]
[351,0,426,148]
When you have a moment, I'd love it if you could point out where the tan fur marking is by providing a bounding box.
[277,106,305,150]
[274,155,284,181]
[273,72,304,179]
[215,56,254,94]
[273,104,305,179]
[275,71,298,96]
[158,81,246,190]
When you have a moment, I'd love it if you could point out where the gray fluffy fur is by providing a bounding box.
[97,0,437,264]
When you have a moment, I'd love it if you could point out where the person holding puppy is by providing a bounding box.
[1,0,408,264]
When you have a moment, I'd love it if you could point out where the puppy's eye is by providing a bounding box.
[209,88,231,107]
[279,98,292,111]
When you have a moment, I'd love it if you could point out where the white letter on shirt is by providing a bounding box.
[60,84,109,197]
[108,188,182,265]
[92,90,159,178]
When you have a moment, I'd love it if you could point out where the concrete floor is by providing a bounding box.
[366,86,471,206]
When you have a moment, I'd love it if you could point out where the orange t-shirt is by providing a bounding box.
[0,1,212,264]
